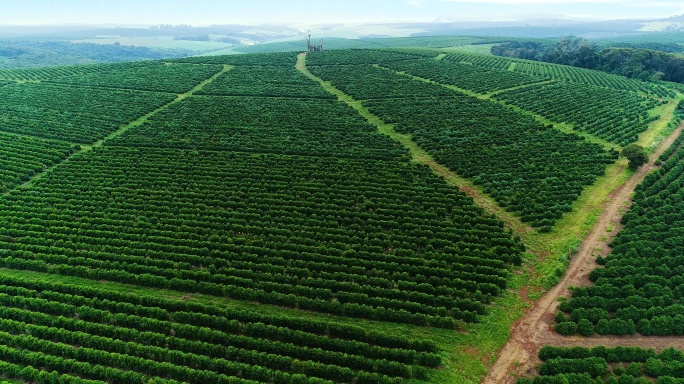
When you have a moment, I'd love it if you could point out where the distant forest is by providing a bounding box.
[491,37,684,83]
[0,40,190,68]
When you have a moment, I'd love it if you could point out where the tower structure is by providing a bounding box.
[306,31,323,53]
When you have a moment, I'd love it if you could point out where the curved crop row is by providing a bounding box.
[512,60,674,97]
[442,52,512,71]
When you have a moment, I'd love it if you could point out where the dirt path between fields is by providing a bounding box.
[483,123,684,384]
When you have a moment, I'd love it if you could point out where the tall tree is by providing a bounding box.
[622,144,648,170]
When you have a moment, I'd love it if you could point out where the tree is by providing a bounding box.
[555,321,578,336]
[596,319,611,335]
[625,362,642,377]
[622,144,648,170]
[555,312,568,323]
[577,319,595,336]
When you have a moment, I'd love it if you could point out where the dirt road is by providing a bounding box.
[483,124,684,384]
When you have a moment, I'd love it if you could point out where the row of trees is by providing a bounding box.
[0,274,438,353]
[0,339,269,384]
[0,360,108,384]
[518,346,684,383]
[0,286,434,382]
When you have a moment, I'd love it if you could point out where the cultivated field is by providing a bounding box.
[0,47,682,383]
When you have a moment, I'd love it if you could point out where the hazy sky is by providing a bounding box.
[1,0,683,25]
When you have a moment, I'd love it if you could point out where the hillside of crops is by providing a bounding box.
[382,58,546,94]
[0,65,112,82]
[417,52,667,146]
[363,96,616,229]
[45,62,224,93]
[107,96,407,159]
[443,52,673,97]
[196,65,335,98]
[555,124,684,336]
[0,133,77,193]
[0,47,681,383]
[0,82,175,143]
[309,65,454,99]
[443,52,512,70]
[509,59,675,97]
[305,50,431,66]
[0,50,551,383]
[0,147,524,327]
[517,346,684,383]
[308,54,617,228]
[495,82,661,145]
[175,52,305,66]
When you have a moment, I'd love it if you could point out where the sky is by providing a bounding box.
[1,0,683,26]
